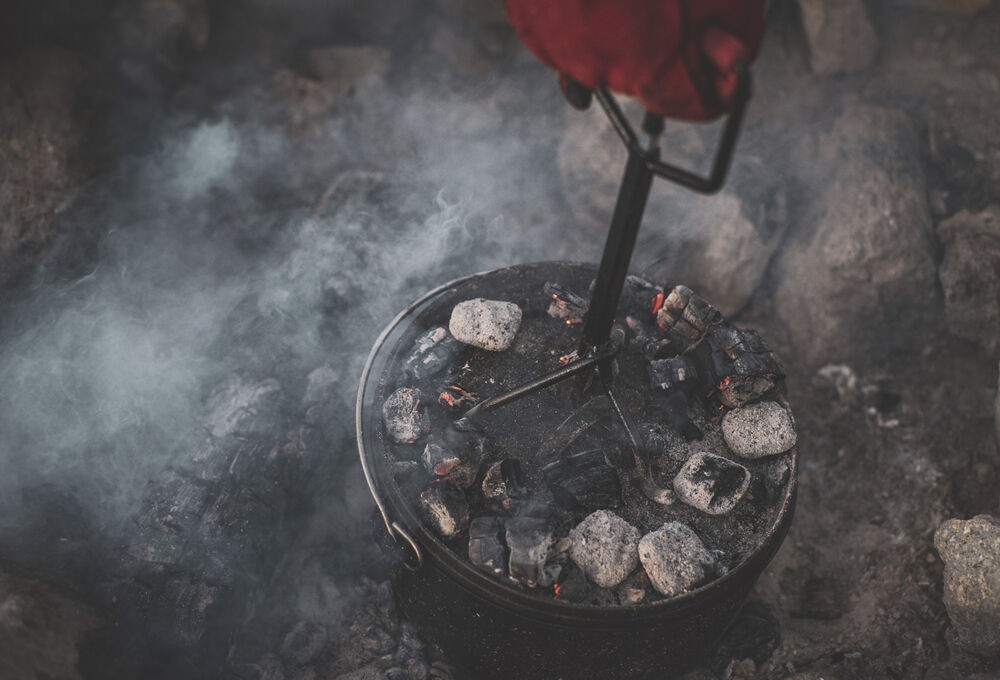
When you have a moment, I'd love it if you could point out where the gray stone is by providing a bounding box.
[381,388,430,444]
[934,515,1000,657]
[568,510,641,588]
[448,298,522,351]
[722,401,798,459]
[773,105,938,367]
[673,453,751,515]
[638,522,717,597]
[797,0,878,76]
[937,205,1000,354]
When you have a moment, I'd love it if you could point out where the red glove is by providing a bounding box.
[503,0,766,122]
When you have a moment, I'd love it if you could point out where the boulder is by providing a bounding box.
[937,205,1000,354]
[797,0,878,76]
[773,105,939,367]
[934,515,1000,658]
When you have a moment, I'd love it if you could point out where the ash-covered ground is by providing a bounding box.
[1,1,999,679]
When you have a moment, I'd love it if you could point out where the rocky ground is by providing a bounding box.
[1,0,999,679]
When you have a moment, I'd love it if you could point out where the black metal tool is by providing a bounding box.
[457,64,752,423]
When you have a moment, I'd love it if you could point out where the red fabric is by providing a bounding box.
[502,0,766,121]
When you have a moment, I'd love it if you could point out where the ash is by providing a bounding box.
[0,0,999,679]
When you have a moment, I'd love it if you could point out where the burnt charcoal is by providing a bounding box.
[673,452,751,516]
[468,516,507,576]
[648,355,699,394]
[403,327,460,381]
[481,459,524,504]
[543,281,589,323]
[552,561,617,606]
[538,540,571,587]
[650,389,702,441]
[655,285,722,351]
[750,458,792,508]
[623,274,663,311]
[382,388,430,444]
[419,483,469,538]
[505,517,553,587]
[543,450,622,512]
[421,425,485,488]
[638,522,717,597]
[706,326,784,408]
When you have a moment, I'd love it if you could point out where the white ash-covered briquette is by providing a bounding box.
[448,298,522,351]
[419,483,469,539]
[638,522,717,598]
[568,510,641,588]
[673,452,751,516]
[382,387,430,444]
[722,401,797,459]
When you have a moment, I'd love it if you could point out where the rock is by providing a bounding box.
[937,206,1000,354]
[773,105,938,367]
[419,483,469,539]
[934,515,1000,657]
[382,388,430,444]
[448,298,522,351]
[0,48,97,289]
[722,402,797,459]
[673,452,751,515]
[0,563,101,680]
[638,522,717,597]
[797,0,878,76]
[280,621,328,665]
[568,510,641,588]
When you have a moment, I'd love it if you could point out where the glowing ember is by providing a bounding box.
[650,292,665,315]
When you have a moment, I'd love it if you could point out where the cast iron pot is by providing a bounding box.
[356,262,798,680]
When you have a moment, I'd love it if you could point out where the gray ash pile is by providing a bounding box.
[377,266,798,606]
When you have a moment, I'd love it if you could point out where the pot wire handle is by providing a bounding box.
[359,441,424,571]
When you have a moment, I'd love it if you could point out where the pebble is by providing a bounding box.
[638,522,717,597]
[568,510,641,588]
[722,401,797,459]
[448,298,522,351]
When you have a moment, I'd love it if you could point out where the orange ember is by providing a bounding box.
[651,292,664,315]
[553,583,562,597]
[718,375,731,389]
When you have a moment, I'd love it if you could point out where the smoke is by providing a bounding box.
[0,34,582,560]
